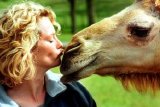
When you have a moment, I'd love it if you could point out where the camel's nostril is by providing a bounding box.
[84,35,91,40]
[65,42,81,54]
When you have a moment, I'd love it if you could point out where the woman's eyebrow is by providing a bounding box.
[51,33,56,35]
[50,33,56,36]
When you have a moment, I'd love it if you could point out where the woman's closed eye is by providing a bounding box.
[49,40,54,43]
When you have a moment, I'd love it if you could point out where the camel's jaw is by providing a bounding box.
[60,53,160,83]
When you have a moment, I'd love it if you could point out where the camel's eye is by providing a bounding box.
[126,24,154,46]
[128,25,151,38]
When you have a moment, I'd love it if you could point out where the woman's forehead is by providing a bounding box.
[38,17,55,35]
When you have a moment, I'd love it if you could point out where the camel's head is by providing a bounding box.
[60,0,160,92]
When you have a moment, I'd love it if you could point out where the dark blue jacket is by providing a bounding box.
[45,82,97,107]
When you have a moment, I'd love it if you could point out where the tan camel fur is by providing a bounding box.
[60,0,160,92]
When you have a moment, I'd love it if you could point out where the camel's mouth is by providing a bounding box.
[60,56,98,83]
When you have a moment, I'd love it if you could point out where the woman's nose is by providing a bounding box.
[56,39,63,49]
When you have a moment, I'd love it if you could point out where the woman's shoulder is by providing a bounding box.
[0,85,19,107]
[65,81,91,95]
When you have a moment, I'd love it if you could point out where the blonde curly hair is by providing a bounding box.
[0,1,60,87]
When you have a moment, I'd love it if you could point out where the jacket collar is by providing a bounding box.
[45,70,66,97]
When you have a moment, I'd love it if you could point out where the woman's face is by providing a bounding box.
[32,17,63,70]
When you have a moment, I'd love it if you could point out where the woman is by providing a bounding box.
[0,1,96,107]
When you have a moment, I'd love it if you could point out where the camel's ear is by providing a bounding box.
[152,0,160,11]
[137,0,160,7]
[155,0,160,7]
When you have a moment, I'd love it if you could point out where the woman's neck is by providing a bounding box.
[6,70,46,107]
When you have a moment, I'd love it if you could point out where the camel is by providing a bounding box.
[60,0,160,92]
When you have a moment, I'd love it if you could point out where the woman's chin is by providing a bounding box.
[52,59,61,67]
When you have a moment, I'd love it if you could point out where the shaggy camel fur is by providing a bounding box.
[60,0,160,92]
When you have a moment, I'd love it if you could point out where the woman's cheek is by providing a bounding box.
[49,48,60,59]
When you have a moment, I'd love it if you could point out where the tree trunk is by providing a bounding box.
[86,0,95,26]
[68,0,76,34]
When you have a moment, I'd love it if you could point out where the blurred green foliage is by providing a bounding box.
[0,0,133,42]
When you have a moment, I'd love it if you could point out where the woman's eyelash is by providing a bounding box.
[49,40,53,43]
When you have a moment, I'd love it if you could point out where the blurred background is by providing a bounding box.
[1,0,160,107]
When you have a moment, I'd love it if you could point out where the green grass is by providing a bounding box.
[1,0,160,107]
[80,75,160,107]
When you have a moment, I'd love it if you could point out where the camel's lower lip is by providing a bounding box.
[60,64,93,83]
[60,57,98,83]
[60,70,82,83]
